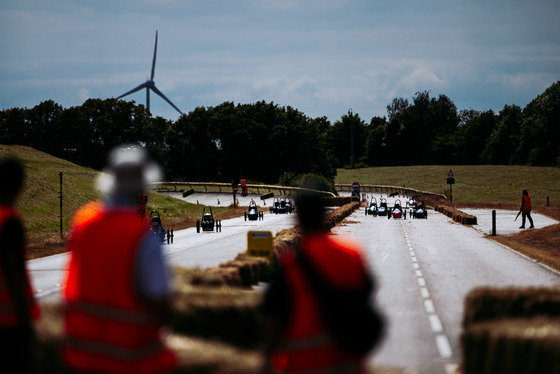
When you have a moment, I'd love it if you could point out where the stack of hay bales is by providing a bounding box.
[434,205,477,225]
[461,286,560,374]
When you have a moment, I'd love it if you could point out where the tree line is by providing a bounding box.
[1,81,558,184]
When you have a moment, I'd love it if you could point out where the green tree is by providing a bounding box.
[481,105,522,164]
[517,81,560,165]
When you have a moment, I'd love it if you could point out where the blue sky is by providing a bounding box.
[1,0,559,123]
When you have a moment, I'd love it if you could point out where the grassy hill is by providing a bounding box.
[336,165,560,207]
[0,145,242,258]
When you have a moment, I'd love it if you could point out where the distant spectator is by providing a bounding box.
[0,157,41,374]
[62,144,177,374]
[519,189,534,229]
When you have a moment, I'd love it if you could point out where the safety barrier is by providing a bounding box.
[153,181,336,197]
[335,184,447,200]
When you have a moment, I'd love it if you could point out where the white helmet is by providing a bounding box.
[97,144,162,196]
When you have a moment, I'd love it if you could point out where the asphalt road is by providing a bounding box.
[27,192,560,373]
[333,207,560,374]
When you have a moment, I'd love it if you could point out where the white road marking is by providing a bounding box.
[424,299,435,314]
[429,314,443,332]
[436,335,453,358]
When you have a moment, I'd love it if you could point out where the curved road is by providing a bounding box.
[28,192,560,373]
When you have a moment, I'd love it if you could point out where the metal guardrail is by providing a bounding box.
[153,182,336,197]
[335,184,447,200]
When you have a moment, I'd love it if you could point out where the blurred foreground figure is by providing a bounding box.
[63,144,177,374]
[0,157,41,374]
[262,190,384,374]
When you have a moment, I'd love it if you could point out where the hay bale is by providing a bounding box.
[462,317,560,374]
[463,287,560,329]
[166,333,261,374]
[34,303,67,373]
[220,260,255,287]
[173,266,243,288]
[170,287,264,348]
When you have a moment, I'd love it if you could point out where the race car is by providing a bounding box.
[245,200,264,221]
[389,199,406,219]
[196,206,222,233]
[271,197,289,214]
[365,197,378,216]
[377,198,389,216]
[412,203,428,219]
[149,210,173,244]
[284,198,294,213]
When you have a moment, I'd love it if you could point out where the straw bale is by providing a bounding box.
[170,287,264,348]
[463,286,560,329]
[167,333,261,374]
[462,317,560,374]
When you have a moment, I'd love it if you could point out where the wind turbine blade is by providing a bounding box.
[146,87,150,113]
[151,30,158,81]
[151,85,184,115]
[116,83,148,99]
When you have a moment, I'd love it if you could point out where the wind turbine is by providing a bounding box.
[117,31,184,116]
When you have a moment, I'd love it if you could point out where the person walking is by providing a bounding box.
[62,144,177,374]
[261,190,383,374]
[519,189,534,229]
[0,157,41,374]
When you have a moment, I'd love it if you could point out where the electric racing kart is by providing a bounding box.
[245,200,264,221]
[196,206,222,232]
[377,198,389,216]
[389,199,406,219]
[149,210,173,244]
[365,197,378,216]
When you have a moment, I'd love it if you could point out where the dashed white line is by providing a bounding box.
[429,314,443,332]
[424,299,435,314]
[401,221,455,366]
[436,334,453,358]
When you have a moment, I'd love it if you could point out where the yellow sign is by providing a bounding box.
[247,230,274,265]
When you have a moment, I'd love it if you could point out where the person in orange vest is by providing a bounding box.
[62,144,177,374]
[0,157,41,374]
[519,189,534,229]
[241,179,248,197]
[261,190,383,374]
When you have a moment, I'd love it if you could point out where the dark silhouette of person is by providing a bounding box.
[261,189,383,374]
[0,157,40,374]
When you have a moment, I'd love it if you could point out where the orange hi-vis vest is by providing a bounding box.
[0,205,40,327]
[64,209,177,374]
[272,233,367,374]
[522,195,532,212]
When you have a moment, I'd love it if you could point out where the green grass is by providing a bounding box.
[0,145,234,252]
[336,165,560,207]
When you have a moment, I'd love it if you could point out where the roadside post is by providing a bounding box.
[447,170,455,204]
[232,181,238,208]
[492,210,496,236]
[247,231,275,267]
[59,172,63,239]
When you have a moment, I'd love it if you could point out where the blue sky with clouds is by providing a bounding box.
[1,0,559,123]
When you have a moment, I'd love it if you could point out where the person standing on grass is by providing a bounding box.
[0,157,41,374]
[62,144,177,374]
[261,188,383,374]
[519,189,534,229]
